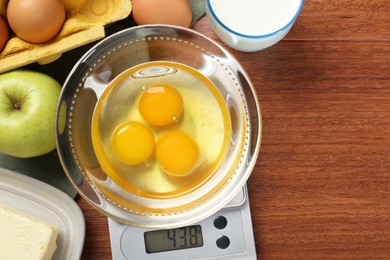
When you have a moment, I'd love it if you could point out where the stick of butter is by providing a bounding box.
[0,204,59,260]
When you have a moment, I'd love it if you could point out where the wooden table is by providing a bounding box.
[77,1,390,258]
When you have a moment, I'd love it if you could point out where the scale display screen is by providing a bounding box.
[144,225,204,253]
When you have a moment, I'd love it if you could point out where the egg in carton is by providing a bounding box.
[0,0,132,73]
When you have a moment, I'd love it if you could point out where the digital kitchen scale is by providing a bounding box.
[108,185,256,259]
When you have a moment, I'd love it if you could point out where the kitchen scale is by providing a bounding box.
[54,24,261,260]
[108,185,256,260]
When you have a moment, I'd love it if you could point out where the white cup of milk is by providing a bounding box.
[205,0,304,52]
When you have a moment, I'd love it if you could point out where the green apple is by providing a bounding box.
[0,69,62,158]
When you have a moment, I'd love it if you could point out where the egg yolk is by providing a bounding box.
[156,130,199,176]
[111,121,155,165]
[138,84,183,126]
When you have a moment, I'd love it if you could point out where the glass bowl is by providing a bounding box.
[56,25,262,228]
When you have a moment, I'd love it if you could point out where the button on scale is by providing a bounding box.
[213,215,230,249]
[214,215,228,230]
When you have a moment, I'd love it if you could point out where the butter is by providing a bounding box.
[0,204,59,260]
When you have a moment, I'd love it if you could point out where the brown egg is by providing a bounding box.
[132,0,192,27]
[0,15,9,51]
[7,0,66,44]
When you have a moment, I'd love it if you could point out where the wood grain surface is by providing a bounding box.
[77,0,390,259]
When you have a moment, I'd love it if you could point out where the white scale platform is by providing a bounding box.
[108,185,256,259]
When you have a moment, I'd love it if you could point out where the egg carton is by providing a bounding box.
[0,0,132,73]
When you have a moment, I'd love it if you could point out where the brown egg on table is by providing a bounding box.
[132,0,192,27]
[0,15,9,51]
[7,0,66,44]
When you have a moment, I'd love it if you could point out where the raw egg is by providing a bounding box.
[0,16,8,51]
[7,0,66,43]
[156,130,199,176]
[138,84,183,127]
[91,61,231,198]
[132,0,193,27]
[111,121,155,165]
